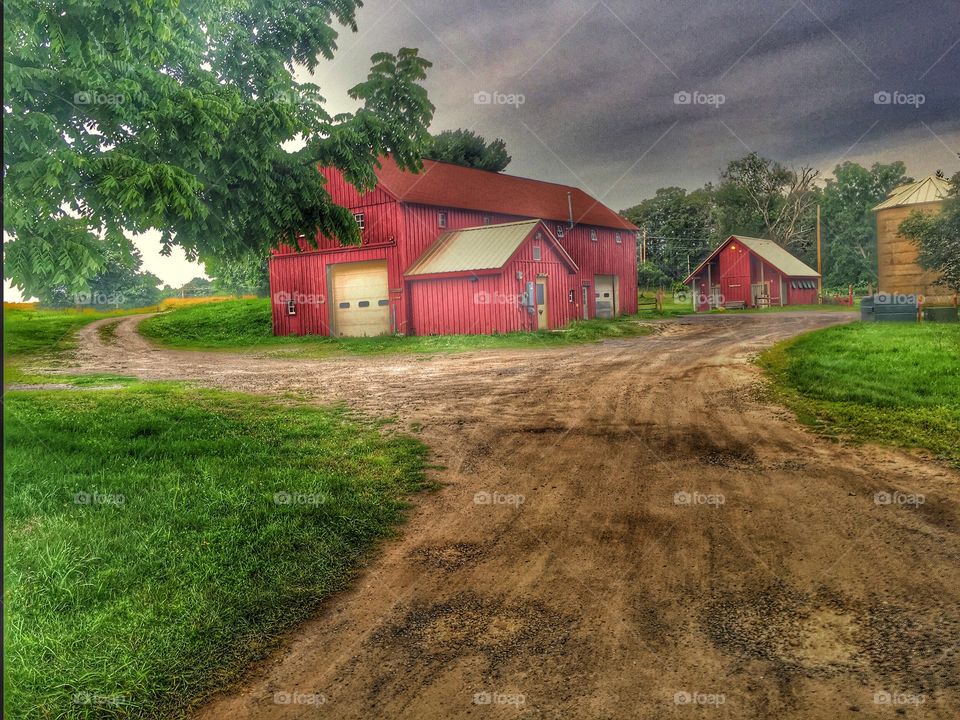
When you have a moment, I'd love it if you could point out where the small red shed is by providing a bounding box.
[683,235,820,311]
[405,220,577,334]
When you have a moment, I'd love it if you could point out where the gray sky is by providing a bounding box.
[7,0,958,299]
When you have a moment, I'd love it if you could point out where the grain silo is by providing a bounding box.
[872,175,950,295]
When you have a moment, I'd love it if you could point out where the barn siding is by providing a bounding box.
[875,202,945,294]
[787,281,818,305]
[717,241,752,306]
[269,245,398,336]
[407,223,574,335]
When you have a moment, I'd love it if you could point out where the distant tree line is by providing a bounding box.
[622,153,914,293]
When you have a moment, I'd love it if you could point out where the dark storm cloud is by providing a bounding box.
[317,0,960,206]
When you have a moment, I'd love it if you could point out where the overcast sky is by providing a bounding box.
[7,0,958,299]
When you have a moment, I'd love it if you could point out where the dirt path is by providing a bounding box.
[64,313,959,719]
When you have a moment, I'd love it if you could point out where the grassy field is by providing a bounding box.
[3,307,151,385]
[3,307,134,358]
[139,297,670,357]
[760,322,960,465]
[4,310,430,718]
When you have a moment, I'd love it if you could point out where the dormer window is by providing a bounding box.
[438,211,447,228]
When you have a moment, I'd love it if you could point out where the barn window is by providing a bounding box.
[377,299,389,306]
[615,232,622,244]
[590,229,598,242]
[483,214,492,225]
[791,281,798,289]
[532,245,542,261]
[287,299,296,316]
[438,211,447,228]
[354,212,365,231]
[338,302,350,309]
[556,225,565,238]
[358,300,370,308]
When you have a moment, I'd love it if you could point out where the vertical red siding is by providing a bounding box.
[406,225,575,335]
[552,224,638,317]
[787,281,818,305]
[717,241,752,306]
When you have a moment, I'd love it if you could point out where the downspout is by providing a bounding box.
[567,192,574,229]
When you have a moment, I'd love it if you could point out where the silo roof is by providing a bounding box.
[872,175,951,211]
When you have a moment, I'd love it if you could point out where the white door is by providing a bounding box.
[594,275,616,319]
[331,261,390,337]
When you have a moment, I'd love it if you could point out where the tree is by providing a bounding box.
[622,187,715,280]
[37,238,161,308]
[423,129,511,171]
[716,153,820,251]
[4,0,434,298]
[899,172,960,292]
[820,161,912,289]
[204,251,270,296]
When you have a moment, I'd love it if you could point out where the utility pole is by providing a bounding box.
[816,204,822,304]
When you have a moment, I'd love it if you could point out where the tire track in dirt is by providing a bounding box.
[49,311,960,719]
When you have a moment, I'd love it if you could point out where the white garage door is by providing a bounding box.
[594,275,616,319]
[331,261,390,337]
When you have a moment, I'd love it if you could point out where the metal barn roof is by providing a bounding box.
[405,220,576,277]
[683,235,819,284]
[373,157,638,231]
[872,175,951,211]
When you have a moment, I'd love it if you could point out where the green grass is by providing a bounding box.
[3,308,125,358]
[139,298,662,357]
[3,308,145,385]
[760,322,960,465]
[4,384,429,719]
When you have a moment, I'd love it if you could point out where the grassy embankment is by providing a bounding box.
[3,309,430,718]
[760,321,960,466]
[139,297,677,357]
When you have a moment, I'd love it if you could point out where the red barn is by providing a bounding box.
[683,235,820,311]
[269,157,638,336]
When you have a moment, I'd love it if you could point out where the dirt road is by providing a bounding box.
[66,312,959,719]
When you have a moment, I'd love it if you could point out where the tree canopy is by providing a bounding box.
[820,161,911,288]
[37,239,162,308]
[622,187,715,281]
[4,0,434,299]
[423,129,511,172]
[204,251,270,296]
[716,152,820,250]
